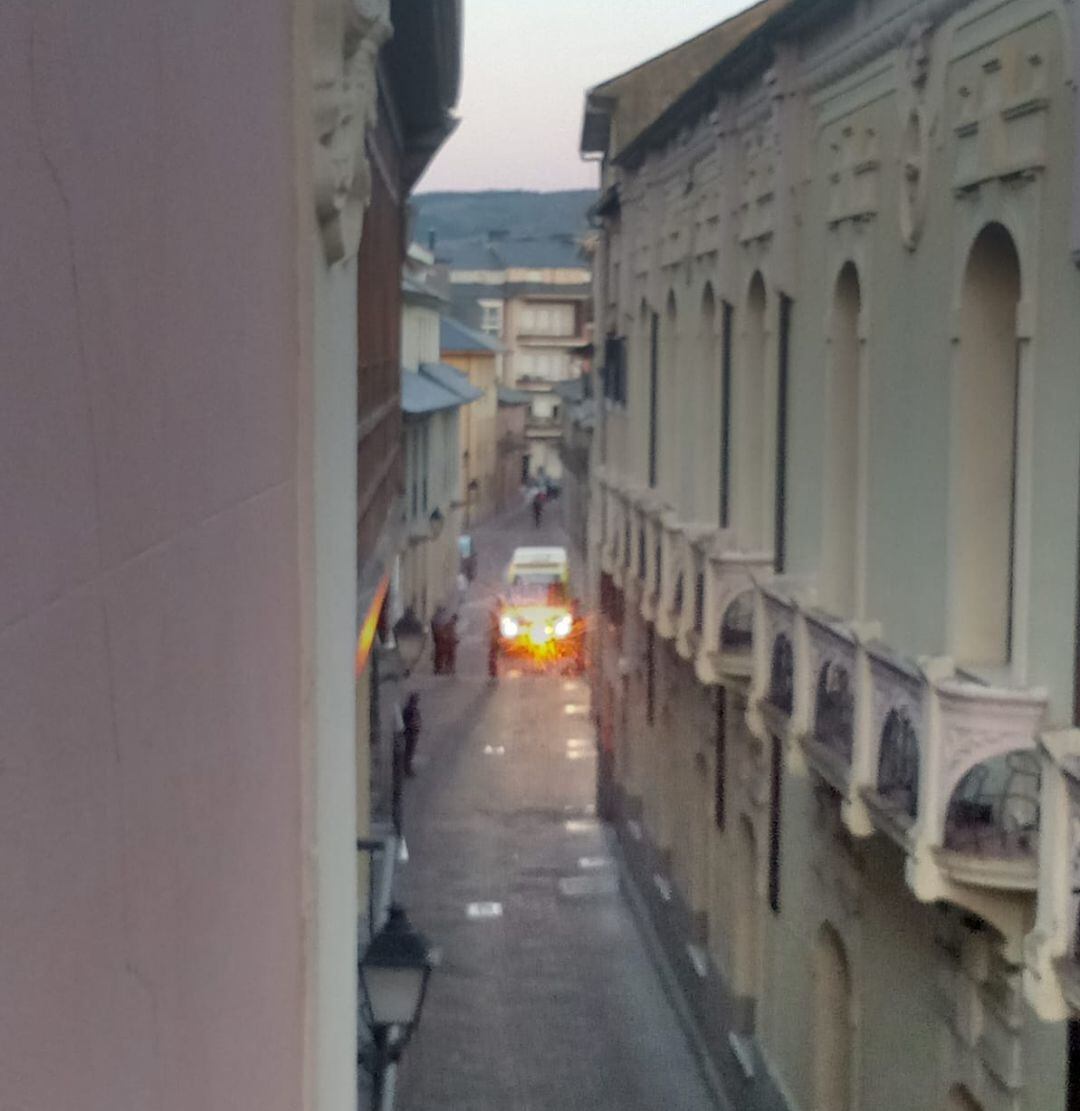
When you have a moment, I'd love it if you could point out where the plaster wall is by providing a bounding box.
[0,3,309,1108]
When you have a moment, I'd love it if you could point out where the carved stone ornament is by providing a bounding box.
[314,0,391,264]
[898,20,933,251]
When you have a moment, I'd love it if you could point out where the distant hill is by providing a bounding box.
[411,190,597,255]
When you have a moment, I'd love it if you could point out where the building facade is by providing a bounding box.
[399,253,482,624]
[444,235,593,481]
[440,316,502,525]
[583,1,1080,1108]
[0,2,459,1110]
[495,387,532,512]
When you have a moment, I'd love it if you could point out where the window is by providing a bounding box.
[952,223,1021,666]
[823,265,861,617]
[768,734,783,913]
[714,688,726,829]
[603,334,627,405]
[648,312,659,487]
[720,301,734,527]
[775,295,793,574]
[480,299,503,337]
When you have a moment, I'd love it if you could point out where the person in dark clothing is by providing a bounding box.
[487,605,500,679]
[402,692,421,777]
[443,614,459,675]
[532,489,544,528]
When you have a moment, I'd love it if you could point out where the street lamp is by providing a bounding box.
[360,904,434,1109]
[392,608,426,675]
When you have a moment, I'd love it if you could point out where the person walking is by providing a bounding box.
[532,488,545,528]
[402,692,421,777]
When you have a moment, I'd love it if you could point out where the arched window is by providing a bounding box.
[952,224,1021,666]
[823,263,862,617]
[813,925,854,1111]
[697,282,718,523]
[734,273,768,547]
[662,291,678,503]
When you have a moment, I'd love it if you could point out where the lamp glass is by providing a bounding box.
[363,964,427,1028]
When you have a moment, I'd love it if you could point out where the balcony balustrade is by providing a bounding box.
[748,581,1048,929]
[1025,730,1080,1019]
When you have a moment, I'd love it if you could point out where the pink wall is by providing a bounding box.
[1,4,305,1108]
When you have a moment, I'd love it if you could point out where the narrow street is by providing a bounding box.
[394,499,716,1111]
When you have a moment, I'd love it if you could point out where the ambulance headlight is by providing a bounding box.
[553,613,573,640]
[500,615,520,638]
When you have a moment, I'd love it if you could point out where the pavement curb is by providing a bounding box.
[606,826,735,1111]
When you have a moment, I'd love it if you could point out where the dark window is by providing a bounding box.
[646,625,656,726]
[654,543,662,597]
[693,573,705,634]
[638,529,646,580]
[720,301,734,527]
[649,312,659,487]
[624,520,631,569]
[775,296,793,573]
[1006,340,1020,662]
[602,334,627,404]
[714,688,727,829]
[521,454,530,484]
[768,734,783,913]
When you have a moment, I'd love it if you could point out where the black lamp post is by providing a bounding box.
[360,904,434,1109]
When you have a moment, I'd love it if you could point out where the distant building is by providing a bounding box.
[440,317,502,526]
[440,233,592,481]
[400,249,482,623]
[553,373,595,558]
[495,387,532,513]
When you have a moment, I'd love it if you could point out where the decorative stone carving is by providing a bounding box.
[953,37,1051,195]
[898,20,933,250]
[314,0,391,264]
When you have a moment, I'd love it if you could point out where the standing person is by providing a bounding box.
[532,488,544,528]
[444,614,460,675]
[402,692,421,777]
[487,604,500,679]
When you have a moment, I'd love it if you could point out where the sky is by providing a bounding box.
[416,0,754,194]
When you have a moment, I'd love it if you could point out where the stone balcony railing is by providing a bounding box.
[749,582,1048,933]
[595,470,774,685]
[1025,729,1080,1020]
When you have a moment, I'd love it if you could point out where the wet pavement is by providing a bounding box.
[394,499,717,1111]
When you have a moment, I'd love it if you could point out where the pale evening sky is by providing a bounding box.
[416,0,755,194]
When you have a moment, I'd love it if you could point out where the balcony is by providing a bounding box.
[748,582,1049,936]
[1025,730,1080,1019]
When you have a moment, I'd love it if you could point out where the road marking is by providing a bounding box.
[558,874,619,898]
[564,819,599,834]
[507,669,522,680]
[483,744,506,755]
[566,750,594,761]
[565,737,590,748]
[562,680,584,693]
[686,943,709,979]
[653,874,672,902]
[578,856,612,870]
[563,703,587,716]
[465,902,503,919]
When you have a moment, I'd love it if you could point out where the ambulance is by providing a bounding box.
[492,547,584,673]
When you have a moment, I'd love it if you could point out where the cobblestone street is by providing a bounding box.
[395,500,717,1111]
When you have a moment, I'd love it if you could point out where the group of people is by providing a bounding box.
[430,605,459,675]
